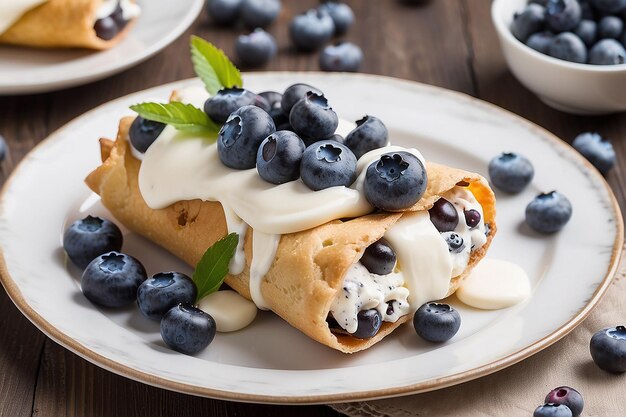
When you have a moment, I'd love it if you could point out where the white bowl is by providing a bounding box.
[492,0,626,115]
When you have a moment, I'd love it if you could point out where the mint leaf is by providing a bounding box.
[192,233,239,301]
[190,35,243,95]
[130,102,221,138]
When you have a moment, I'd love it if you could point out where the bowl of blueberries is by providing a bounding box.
[492,0,626,114]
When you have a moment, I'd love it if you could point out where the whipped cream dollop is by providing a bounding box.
[96,0,140,21]
[0,0,48,34]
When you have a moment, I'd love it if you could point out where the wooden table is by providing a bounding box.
[1,1,624,416]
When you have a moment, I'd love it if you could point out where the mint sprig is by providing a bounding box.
[130,102,221,138]
[192,233,239,301]
[191,35,243,95]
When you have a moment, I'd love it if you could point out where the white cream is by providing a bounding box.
[457,259,531,310]
[0,0,48,35]
[198,290,257,332]
[96,0,140,21]
[249,231,280,310]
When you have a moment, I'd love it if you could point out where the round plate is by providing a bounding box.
[0,0,203,95]
[0,73,622,404]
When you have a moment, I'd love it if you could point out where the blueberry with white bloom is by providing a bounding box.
[300,140,357,191]
[256,130,306,184]
[573,19,597,46]
[289,92,338,140]
[525,191,572,233]
[573,132,616,175]
[206,0,242,25]
[547,32,587,63]
[235,28,277,67]
[598,16,624,40]
[533,404,573,417]
[545,0,581,33]
[344,115,388,159]
[319,42,363,72]
[204,87,263,124]
[589,39,626,64]
[318,1,354,36]
[240,0,281,28]
[590,0,626,13]
[137,272,198,320]
[413,302,461,343]
[511,3,546,42]
[488,152,534,194]
[281,83,323,116]
[289,9,335,51]
[161,303,216,355]
[63,216,123,269]
[590,326,626,373]
[527,31,555,53]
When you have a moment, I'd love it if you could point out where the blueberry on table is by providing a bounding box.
[573,20,597,47]
[129,116,166,154]
[235,28,277,68]
[591,0,626,13]
[525,191,572,234]
[217,105,276,169]
[352,309,382,339]
[63,215,123,269]
[572,132,616,175]
[547,32,587,64]
[442,232,464,253]
[545,387,584,417]
[137,272,198,320]
[94,17,119,41]
[289,92,339,140]
[413,302,461,343]
[511,4,546,42]
[281,83,323,116]
[204,87,262,124]
[533,404,573,417]
[429,198,459,232]
[360,238,397,275]
[527,31,555,54]
[256,130,306,184]
[319,42,364,73]
[488,152,534,194]
[598,16,623,40]
[161,303,216,355]
[289,9,335,51]
[81,252,147,308]
[364,151,427,211]
[318,1,355,36]
[589,39,626,65]
[545,0,582,33]
[344,116,388,160]
[206,0,242,25]
[240,0,281,28]
[300,140,357,190]
[590,326,626,373]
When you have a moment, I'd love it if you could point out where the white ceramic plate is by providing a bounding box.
[0,0,203,95]
[0,73,622,404]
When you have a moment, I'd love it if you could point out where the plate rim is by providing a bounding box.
[0,72,622,404]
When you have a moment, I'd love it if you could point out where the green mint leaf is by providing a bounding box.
[190,35,243,95]
[192,233,240,301]
[130,102,221,139]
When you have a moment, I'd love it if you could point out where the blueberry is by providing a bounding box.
[110,2,127,27]
[81,252,147,308]
[546,0,582,32]
[547,32,587,63]
[269,108,291,131]
[442,232,464,253]
[94,17,119,41]
[488,152,534,194]
[240,0,281,28]
[256,130,306,184]
[545,387,584,417]
[589,38,626,64]
[345,116,388,160]
[533,404,573,417]
[318,1,355,36]
[289,92,338,140]
[206,0,242,25]
[591,0,626,13]
[573,20,597,47]
[63,216,123,269]
[580,0,596,19]
[572,132,616,175]
[0,134,8,162]
[129,116,166,153]
[364,151,428,211]
[328,133,345,144]
[352,309,382,339]
[590,326,626,373]
[511,4,546,42]
[599,16,624,40]
[527,31,556,53]
[464,209,481,228]
[361,238,397,275]
[217,105,276,169]
[319,41,364,72]
[258,91,282,110]
[235,28,277,67]
[413,302,461,343]
[204,87,262,124]
[137,272,198,320]
[289,9,335,51]
[160,303,216,355]
[300,140,357,190]
[525,191,572,233]
[429,198,459,232]
[281,83,323,116]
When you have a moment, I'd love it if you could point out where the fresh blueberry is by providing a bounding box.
[545,0,582,32]
[0,134,8,162]
[259,91,282,110]
[572,132,616,175]
[361,238,397,275]
[527,31,556,53]
[429,198,459,232]
[129,116,166,153]
[110,2,128,27]
[81,252,147,308]
[63,216,123,269]
[413,302,461,343]
[599,16,624,39]
[590,326,626,373]
[364,151,428,211]
[591,0,626,13]
[300,140,357,190]
[94,17,119,41]
[533,404,573,417]
[217,105,276,169]
[319,41,364,72]
[573,20,597,46]
[545,387,584,417]
[442,232,464,253]
[352,309,382,339]
[235,29,277,68]
[328,133,345,144]
[488,152,534,194]
[289,9,335,51]
[345,116,388,160]
[318,1,355,36]
[464,209,481,228]
[289,92,339,140]
[269,108,291,131]
[204,87,263,124]
[256,130,306,184]
[239,0,281,28]
[206,0,242,25]
[547,32,587,63]
[579,0,596,19]
[160,303,216,355]
[511,4,546,42]
[281,83,323,116]
[525,191,573,233]
[137,272,198,320]
[589,38,626,64]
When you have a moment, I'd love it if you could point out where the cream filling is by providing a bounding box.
[96,0,140,21]
[0,0,48,35]
[198,290,257,332]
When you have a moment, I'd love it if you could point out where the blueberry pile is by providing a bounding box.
[512,0,626,65]
[534,386,584,417]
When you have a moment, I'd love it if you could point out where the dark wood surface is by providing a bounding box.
[1,1,625,416]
